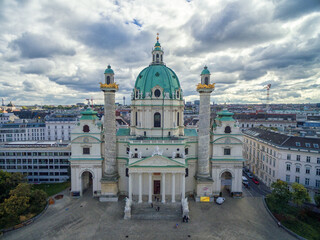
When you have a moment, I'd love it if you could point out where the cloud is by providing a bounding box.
[9,32,76,59]
[20,59,55,74]
[273,0,320,20]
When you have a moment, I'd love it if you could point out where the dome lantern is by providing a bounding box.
[200,66,211,85]
[152,33,164,65]
[104,65,114,84]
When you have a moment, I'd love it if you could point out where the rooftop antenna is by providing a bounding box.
[264,84,272,112]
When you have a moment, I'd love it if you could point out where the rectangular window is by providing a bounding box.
[305,178,310,186]
[286,175,290,182]
[317,158,320,164]
[286,164,291,171]
[306,168,310,174]
[273,159,276,167]
[287,154,291,160]
[316,169,320,176]
[224,148,231,155]
[305,143,310,148]
[313,144,319,148]
[273,170,275,177]
[306,156,311,163]
[83,148,90,155]
[296,167,300,173]
[296,155,300,161]
[316,180,320,188]
[295,176,300,183]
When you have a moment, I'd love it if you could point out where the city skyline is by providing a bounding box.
[0,0,320,105]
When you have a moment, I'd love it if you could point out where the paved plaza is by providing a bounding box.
[3,187,294,240]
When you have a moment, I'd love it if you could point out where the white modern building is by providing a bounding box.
[0,122,46,142]
[70,38,244,202]
[0,113,19,124]
[45,114,79,141]
[0,141,70,183]
[243,128,320,198]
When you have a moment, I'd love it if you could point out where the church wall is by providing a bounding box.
[186,160,196,194]
[118,159,128,194]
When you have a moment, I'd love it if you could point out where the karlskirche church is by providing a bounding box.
[69,36,244,203]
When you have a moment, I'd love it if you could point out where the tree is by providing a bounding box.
[268,180,292,212]
[29,189,47,213]
[0,171,25,202]
[291,183,311,207]
[9,183,31,197]
[314,194,320,208]
[3,195,30,220]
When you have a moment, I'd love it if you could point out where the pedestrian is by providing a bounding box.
[175,223,179,229]
[182,216,186,222]
[151,203,153,208]
[186,216,189,223]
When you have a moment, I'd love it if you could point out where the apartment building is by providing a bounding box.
[243,128,320,198]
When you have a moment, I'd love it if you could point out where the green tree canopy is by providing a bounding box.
[268,180,292,212]
[29,189,47,213]
[0,171,25,202]
[291,182,311,206]
[9,183,31,197]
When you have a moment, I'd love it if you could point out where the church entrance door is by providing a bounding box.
[154,180,160,194]
[81,171,93,197]
[221,171,232,196]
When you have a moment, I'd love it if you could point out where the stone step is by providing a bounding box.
[131,203,181,220]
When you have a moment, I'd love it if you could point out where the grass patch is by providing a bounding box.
[266,198,320,240]
[32,181,70,197]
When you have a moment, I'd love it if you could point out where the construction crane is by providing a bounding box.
[85,97,94,108]
[264,84,271,112]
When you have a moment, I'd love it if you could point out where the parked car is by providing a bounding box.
[216,197,225,205]
[252,178,260,185]
[242,176,249,187]
[247,172,253,179]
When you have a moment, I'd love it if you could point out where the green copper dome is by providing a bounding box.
[201,66,210,75]
[104,65,114,74]
[134,64,181,99]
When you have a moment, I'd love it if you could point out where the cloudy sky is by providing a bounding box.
[0,0,320,105]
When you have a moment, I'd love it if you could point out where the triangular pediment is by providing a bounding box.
[129,155,185,168]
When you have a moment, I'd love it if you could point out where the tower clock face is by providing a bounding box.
[83,137,89,143]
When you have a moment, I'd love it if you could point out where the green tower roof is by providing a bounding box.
[80,108,99,120]
[134,64,181,99]
[104,65,114,74]
[215,109,235,122]
[201,66,210,75]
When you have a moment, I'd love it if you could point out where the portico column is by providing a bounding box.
[171,173,175,203]
[161,173,166,203]
[138,173,142,203]
[128,173,132,201]
[181,173,185,200]
[148,173,152,203]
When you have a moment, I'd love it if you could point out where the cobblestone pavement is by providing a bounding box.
[3,188,295,240]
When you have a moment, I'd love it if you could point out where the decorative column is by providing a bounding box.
[128,173,132,201]
[99,65,120,202]
[195,66,215,201]
[181,173,185,200]
[161,173,166,203]
[138,173,142,203]
[171,173,175,203]
[148,173,152,203]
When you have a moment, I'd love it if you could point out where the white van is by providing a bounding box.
[242,176,249,185]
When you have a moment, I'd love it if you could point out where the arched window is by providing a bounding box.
[204,77,209,85]
[135,112,138,126]
[154,89,161,97]
[153,55,155,61]
[135,90,139,99]
[176,91,179,98]
[83,125,90,133]
[156,54,159,62]
[224,126,231,133]
[106,76,111,84]
[161,55,163,62]
[177,112,180,126]
[154,112,161,127]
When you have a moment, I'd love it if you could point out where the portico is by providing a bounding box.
[127,155,186,203]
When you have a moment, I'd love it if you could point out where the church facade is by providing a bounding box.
[70,37,244,202]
